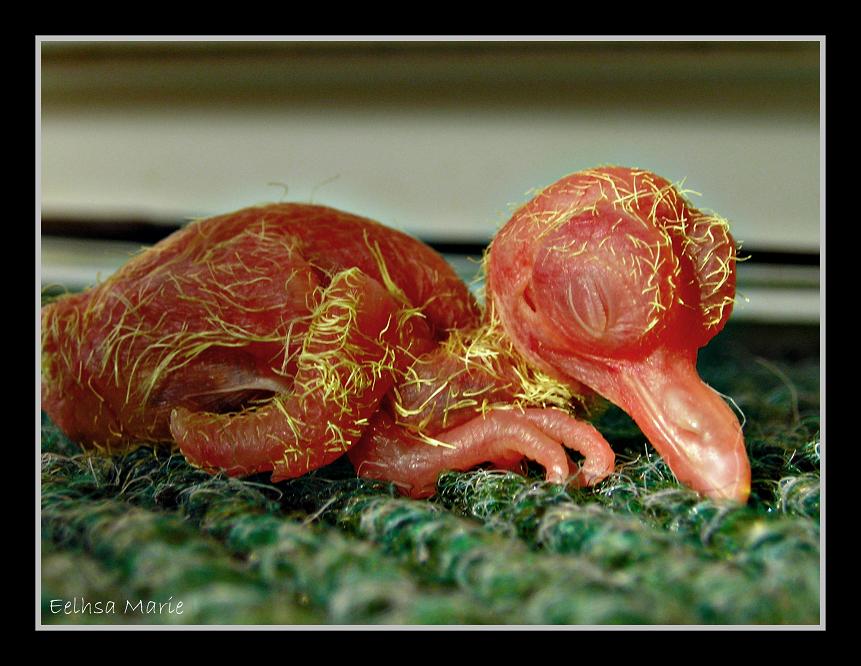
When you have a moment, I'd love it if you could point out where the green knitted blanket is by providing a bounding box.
[40,323,820,626]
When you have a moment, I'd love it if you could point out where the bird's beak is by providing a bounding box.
[563,347,751,503]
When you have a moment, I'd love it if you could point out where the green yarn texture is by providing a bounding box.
[40,323,820,626]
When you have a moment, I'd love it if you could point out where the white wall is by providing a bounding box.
[40,40,821,250]
[42,104,819,251]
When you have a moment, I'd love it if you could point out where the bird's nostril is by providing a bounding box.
[522,285,538,313]
[664,386,702,436]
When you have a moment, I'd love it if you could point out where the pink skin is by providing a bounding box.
[170,269,416,481]
[350,408,615,499]
[42,168,749,502]
[487,166,750,502]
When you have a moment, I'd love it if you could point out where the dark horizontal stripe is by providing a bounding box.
[424,241,488,256]
[40,217,820,267]
[41,218,186,245]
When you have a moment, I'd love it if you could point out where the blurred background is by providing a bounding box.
[39,38,821,324]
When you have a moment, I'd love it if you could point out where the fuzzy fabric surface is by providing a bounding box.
[40,322,820,626]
